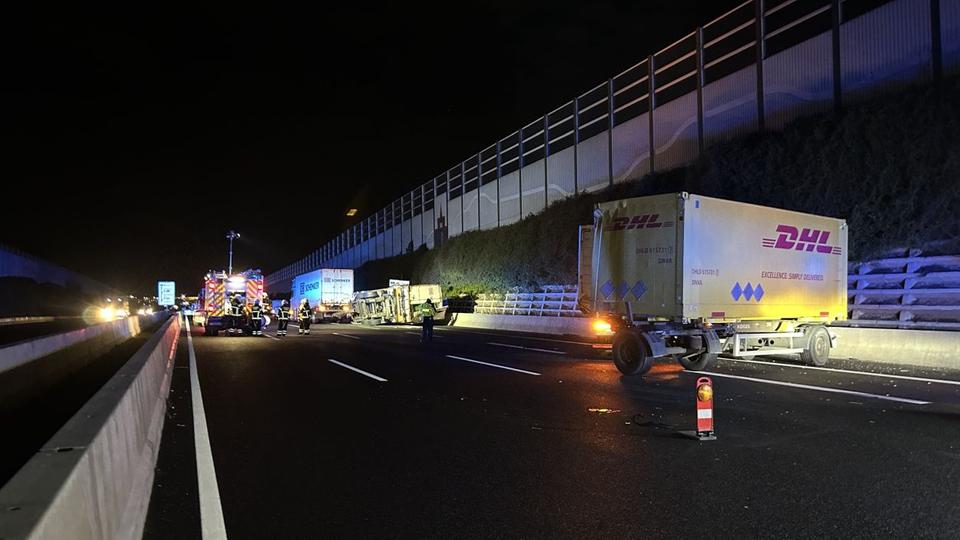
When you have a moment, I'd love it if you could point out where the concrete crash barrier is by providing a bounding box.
[447,312,592,337]
[828,327,960,370]
[447,313,960,371]
[0,315,152,375]
[0,314,180,540]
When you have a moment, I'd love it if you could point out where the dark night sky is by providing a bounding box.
[1,2,742,294]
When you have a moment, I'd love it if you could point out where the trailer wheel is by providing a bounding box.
[612,331,654,376]
[678,352,717,371]
[801,326,831,366]
[204,326,218,336]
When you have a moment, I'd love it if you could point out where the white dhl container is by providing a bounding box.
[592,192,848,322]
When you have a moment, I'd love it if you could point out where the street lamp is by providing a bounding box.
[226,230,240,275]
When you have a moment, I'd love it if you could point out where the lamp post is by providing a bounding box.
[226,230,240,275]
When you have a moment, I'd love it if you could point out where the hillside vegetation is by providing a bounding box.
[355,76,960,295]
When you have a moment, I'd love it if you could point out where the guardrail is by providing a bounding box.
[0,316,55,326]
[848,254,960,329]
[471,252,960,330]
[475,285,582,317]
[0,314,179,539]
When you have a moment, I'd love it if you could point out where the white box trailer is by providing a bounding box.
[291,269,354,322]
[591,192,847,375]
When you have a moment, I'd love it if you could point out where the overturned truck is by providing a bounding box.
[589,192,847,375]
[352,283,445,325]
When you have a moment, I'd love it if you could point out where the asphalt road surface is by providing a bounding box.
[145,322,960,539]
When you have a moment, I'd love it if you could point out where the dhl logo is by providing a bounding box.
[609,213,674,231]
[762,225,842,255]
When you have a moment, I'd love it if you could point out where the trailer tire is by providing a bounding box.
[612,331,654,376]
[204,326,218,336]
[801,326,831,366]
[678,352,717,371]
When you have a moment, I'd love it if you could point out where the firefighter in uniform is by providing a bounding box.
[260,293,272,328]
[250,300,264,336]
[276,300,291,336]
[233,294,246,335]
[298,298,312,335]
[419,298,437,343]
[227,294,242,335]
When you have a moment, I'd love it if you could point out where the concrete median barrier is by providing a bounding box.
[447,313,593,336]
[0,314,180,540]
[446,313,960,371]
[828,327,960,370]
[0,315,157,375]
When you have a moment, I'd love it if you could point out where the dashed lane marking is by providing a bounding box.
[328,358,388,382]
[487,342,566,355]
[445,355,541,376]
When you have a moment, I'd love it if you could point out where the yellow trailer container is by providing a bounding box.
[591,192,847,375]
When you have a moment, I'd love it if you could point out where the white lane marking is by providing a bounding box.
[264,334,280,341]
[404,331,443,339]
[185,320,228,539]
[688,370,931,405]
[332,332,360,340]
[328,359,388,382]
[722,357,960,386]
[487,342,566,355]
[445,355,541,376]
[439,328,592,346]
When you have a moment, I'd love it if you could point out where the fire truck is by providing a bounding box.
[196,269,266,336]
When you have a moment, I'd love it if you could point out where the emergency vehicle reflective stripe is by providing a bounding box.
[211,282,225,316]
[246,279,261,303]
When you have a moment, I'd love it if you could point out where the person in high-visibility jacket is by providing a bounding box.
[276,300,291,336]
[228,294,244,335]
[250,300,264,336]
[298,298,312,335]
[419,298,437,343]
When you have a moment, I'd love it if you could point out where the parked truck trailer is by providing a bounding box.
[590,192,847,375]
[290,269,354,323]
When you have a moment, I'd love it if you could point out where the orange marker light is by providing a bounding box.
[592,319,613,335]
[695,376,716,441]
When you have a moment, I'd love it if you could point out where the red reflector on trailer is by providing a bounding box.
[711,311,725,317]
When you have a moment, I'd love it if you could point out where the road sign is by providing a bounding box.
[158,281,176,306]
[389,279,410,287]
